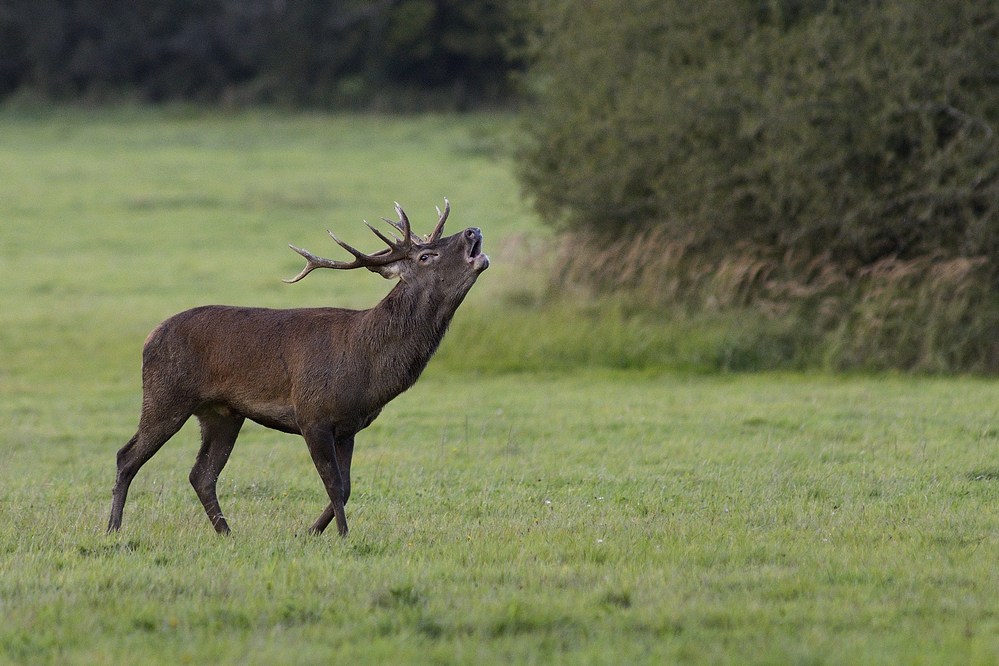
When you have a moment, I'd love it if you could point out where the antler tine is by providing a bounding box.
[284,227,403,283]
[394,202,411,238]
[379,216,418,244]
[366,221,403,248]
[379,202,420,244]
[283,244,353,283]
[428,197,450,241]
[327,229,371,261]
[284,201,433,283]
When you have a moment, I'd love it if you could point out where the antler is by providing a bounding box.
[429,198,450,242]
[284,200,449,283]
[379,197,448,243]
[379,202,419,244]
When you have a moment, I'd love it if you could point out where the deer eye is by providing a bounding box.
[419,253,436,263]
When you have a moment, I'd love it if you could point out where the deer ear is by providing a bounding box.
[368,262,404,280]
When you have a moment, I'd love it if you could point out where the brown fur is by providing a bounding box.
[107,205,488,536]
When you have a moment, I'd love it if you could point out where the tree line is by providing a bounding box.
[0,0,520,109]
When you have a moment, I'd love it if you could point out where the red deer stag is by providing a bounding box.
[107,200,488,537]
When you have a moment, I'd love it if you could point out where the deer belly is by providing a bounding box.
[243,402,300,434]
[194,399,299,434]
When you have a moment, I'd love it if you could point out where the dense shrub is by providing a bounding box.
[519,0,999,372]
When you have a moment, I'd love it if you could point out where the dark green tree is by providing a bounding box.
[0,0,522,108]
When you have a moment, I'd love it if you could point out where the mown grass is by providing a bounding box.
[2,108,999,664]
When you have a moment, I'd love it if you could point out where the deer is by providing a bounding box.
[107,199,488,537]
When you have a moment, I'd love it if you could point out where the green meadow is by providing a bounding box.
[2,108,999,664]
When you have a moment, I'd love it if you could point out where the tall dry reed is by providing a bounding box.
[549,231,999,373]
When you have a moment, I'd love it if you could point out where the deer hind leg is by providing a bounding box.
[190,411,244,535]
[302,426,348,536]
[108,399,193,533]
[308,433,355,535]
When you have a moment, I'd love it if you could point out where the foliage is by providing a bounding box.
[520,0,998,262]
[0,0,522,109]
[517,0,999,372]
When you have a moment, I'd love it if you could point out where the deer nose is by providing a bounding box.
[465,228,481,239]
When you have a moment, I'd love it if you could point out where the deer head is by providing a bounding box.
[284,199,489,297]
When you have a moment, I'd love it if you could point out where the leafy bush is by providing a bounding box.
[518,0,999,372]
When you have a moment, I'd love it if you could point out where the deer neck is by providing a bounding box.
[360,281,462,391]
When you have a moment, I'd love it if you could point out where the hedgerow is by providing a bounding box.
[518,0,999,371]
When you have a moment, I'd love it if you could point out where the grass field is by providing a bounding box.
[2,108,999,664]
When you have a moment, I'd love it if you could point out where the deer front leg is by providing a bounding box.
[302,426,348,536]
[309,433,355,535]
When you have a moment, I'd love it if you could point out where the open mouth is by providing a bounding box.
[468,237,482,259]
[465,230,489,272]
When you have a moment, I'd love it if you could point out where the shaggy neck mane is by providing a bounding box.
[359,281,460,393]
